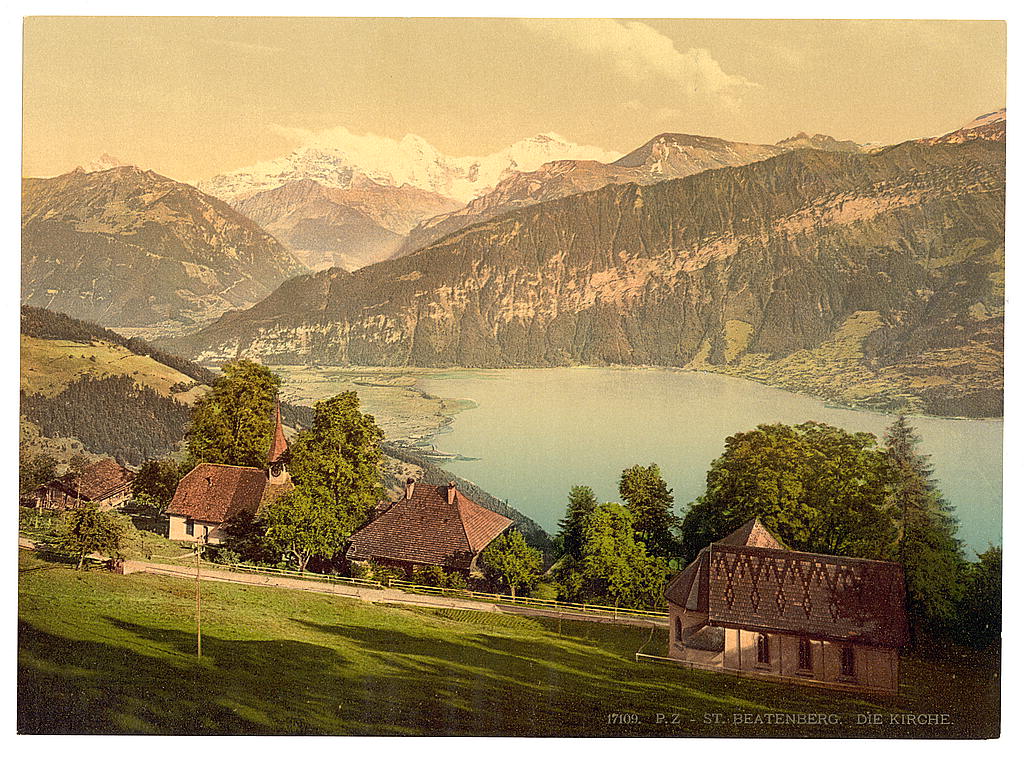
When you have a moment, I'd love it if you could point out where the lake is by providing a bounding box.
[417,367,1002,555]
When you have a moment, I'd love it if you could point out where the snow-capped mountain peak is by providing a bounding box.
[198,129,621,204]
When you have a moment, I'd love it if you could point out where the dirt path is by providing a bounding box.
[19,536,666,629]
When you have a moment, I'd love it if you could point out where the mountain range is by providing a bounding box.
[22,166,306,338]
[391,131,851,259]
[166,115,1005,418]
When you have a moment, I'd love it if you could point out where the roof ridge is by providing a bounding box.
[710,541,902,568]
[194,462,266,472]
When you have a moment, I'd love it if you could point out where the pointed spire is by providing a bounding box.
[268,398,289,464]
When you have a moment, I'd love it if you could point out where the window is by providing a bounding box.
[674,617,683,643]
[185,519,194,537]
[798,638,813,671]
[841,645,856,678]
[756,633,770,665]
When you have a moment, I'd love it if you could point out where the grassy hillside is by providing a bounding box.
[21,336,203,403]
[18,551,998,737]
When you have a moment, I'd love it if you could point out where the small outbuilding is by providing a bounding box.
[345,478,513,576]
[665,518,909,695]
[35,458,135,512]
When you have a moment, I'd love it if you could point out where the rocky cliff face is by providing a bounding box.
[234,177,461,271]
[393,132,859,259]
[172,139,1005,417]
[22,167,307,338]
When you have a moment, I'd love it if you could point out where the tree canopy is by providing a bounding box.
[260,490,350,572]
[187,360,281,468]
[481,530,543,597]
[55,503,133,570]
[577,502,668,609]
[618,463,678,556]
[679,422,894,560]
[556,485,598,561]
[132,459,182,509]
[884,415,965,640]
[259,391,384,571]
[288,391,385,523]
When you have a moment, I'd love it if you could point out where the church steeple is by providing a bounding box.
[267,399,290,484]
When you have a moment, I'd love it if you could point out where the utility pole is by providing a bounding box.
[195,537,203,661]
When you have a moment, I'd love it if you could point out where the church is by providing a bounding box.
[166,402,293,544]
[665,518,909,695]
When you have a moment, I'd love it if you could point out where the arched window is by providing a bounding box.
[674,617,683,643]
[756,633,770,665]
[841,645,856,678]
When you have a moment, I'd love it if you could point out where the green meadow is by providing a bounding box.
[18,550,998,737]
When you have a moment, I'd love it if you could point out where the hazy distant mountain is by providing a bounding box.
[173,135,1005,418]
[234,177,461,271]
[393,131,856,259]
[918,108,1006,146]
[22,166,306,338]
[775,132,864,153]
[198,131,622,205]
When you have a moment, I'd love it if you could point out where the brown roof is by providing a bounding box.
[667,521,909,648]
[53,458,134,501]
[166,464,269,523]
[268,401,288,463]
[717,518,787,549]
[346,482,513,570]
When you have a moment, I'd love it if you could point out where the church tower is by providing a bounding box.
[267,399,290,485]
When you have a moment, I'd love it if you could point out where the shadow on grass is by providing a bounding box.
[18,611,1001,738]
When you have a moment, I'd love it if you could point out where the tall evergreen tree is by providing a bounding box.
[556,485,598,560]
[187,360,281,468]
[884,415,965,642]
[619,463,678,556]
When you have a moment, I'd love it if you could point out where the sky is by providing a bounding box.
[22,17,1006,182]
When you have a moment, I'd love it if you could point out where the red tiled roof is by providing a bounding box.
[166,464,269,523]
[346,482,513,570]
[667,521,909,648]
[56,458,134,501]
[268,401,288,463]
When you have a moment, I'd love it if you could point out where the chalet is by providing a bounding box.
[665,518,909,695]
[35,458,134,511]
[166,402,293,544]
[345,478,513,575]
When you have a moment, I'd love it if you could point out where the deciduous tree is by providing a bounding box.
[680,422,894,560]
[260,490,348,572]
[55,503,132,570]
[482,530,543,597]
[187,360,280,468]
[132,459,182,509]
[580,502,668,609]
[287,391,384,529]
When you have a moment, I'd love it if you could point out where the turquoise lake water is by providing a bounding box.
[417,368,1002,555]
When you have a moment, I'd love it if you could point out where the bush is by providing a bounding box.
[213,548,241,566]
[367,562,405,585]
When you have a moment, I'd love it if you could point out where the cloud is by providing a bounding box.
[520,19,756,95]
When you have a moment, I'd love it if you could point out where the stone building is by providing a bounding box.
[166,402,293,544]
[665,518,909,695]
[35,458,134,511]
[345,478,513,576]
